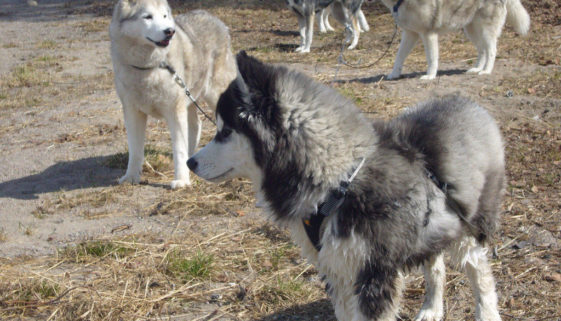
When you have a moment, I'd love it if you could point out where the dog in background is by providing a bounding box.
[382,0,530,80]
[110,0,237,188]
[286,0,367,53]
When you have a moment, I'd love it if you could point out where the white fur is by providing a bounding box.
[110,1,236,188]
[382,0,530,80]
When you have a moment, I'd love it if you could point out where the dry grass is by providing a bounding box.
[0,0,560,320]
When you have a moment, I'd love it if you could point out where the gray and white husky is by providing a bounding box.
[286,0,369,53]
[382,0,530,80]
[188,52,506,321]
[110,0,237,189]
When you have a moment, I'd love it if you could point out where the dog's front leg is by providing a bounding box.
[187,103,202,157]
[387,29,419,80]
[120,105,147,185]
[414,254,445,321]
[353,266,404,321]
[419,32,439,80]
[166,107,190,189]
[302,8,315,53]
[295,14,307,52]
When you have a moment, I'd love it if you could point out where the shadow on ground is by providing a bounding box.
[0,155,122,200]
[256,299,336,321]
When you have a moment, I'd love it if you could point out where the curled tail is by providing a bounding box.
[506,0,530,35]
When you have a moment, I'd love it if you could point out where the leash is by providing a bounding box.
[158,61,216,125]
[302,157,366,251]
[335,0,405,71]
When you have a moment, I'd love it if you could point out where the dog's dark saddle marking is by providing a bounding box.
[303,164,482,252]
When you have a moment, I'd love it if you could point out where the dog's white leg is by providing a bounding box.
[464,23,486,74]
[318,10,327,33]
[414,254,445,321]
[347,17,360,50]
[387,29,419,80]
[187,103,202,157]
[120,106,147,185]
[324,8,335,31]
[451,237,501,321]
[478,28,500,75]
[357,9,369,32]
[296,15,307,52]
[419,32,439,80]
[302,11,314,53]
[166,108,190,189]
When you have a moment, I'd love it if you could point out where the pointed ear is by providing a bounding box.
[234,72,255,121]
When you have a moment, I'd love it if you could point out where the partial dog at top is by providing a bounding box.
[110,0,237,189]
[318,4,370,33]
[188,52,506,321]
[286,0,368,53]
[381,0,530,80]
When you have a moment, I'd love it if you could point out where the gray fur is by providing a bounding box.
[188,53,505,321]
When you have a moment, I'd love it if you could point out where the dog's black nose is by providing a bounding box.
[164,28,175,37]
[187,157,198,171]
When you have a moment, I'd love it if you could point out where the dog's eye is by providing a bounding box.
[163,14,167,18]
[143,14,153,20]
[222,128,232,138]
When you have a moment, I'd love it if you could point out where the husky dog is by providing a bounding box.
[189,52,506,321]
[382,0,530,80]
[286,0,367,53]
[110,0,237,189]
[319,6,370,33]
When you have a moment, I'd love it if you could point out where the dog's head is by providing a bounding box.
[112,0,176,48]
[187,51,279,185]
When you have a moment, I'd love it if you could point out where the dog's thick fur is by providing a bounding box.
[382,0,530,80]
[110,0,237,189]
[189,52,506,321]
[286,0,367,53]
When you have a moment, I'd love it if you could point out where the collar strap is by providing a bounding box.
[393,0,405,13]
[302,158,366,252]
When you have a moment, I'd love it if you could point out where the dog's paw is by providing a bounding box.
[414,307,443,321]
[170,179,190,189]
[420,74,436,80]
[119,174,141,185]
[478,70,492,76]
[386,72,401,80]
[466,67,482,74]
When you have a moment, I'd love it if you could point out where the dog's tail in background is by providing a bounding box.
[506,0,530,36]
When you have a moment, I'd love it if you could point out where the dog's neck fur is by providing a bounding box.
[110,35,170,70]
[256,72,377,223]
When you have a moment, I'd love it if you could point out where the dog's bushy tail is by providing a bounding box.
[506,0,530,35]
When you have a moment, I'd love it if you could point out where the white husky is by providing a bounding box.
[110,0,237,188]
[382,0,530,80]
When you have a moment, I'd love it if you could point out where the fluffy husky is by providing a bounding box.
[382,0,530,80]
[110,0,237,189]
[286,0,368,53]
[189,52,506,321]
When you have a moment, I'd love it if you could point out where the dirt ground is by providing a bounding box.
[0,0,559,320]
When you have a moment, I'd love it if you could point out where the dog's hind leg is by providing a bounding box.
[419,32,439,80]
[295,15,307,52]
[451,236,501,321]
[414,254,445,321]
[120,106,147,185]
[465,5,506,75]
[357,9,369,32]
[387,29,419,80]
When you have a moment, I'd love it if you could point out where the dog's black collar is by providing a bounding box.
[393,0,405,14]
[303,158,365,252]
[130,64,158,70]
